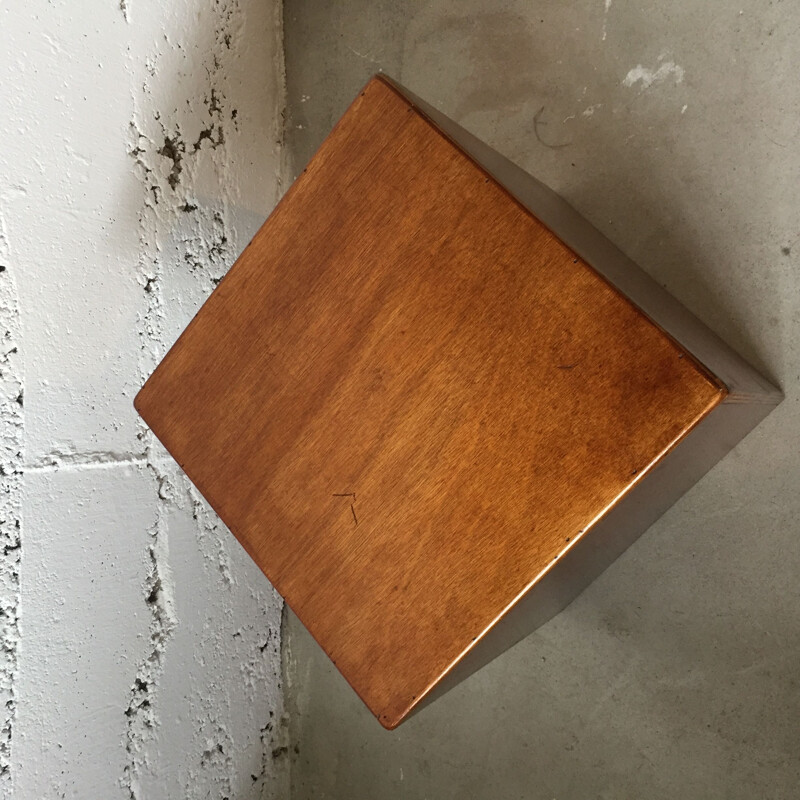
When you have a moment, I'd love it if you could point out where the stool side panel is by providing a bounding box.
[381,75,781,404]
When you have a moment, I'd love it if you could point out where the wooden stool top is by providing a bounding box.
[135,76,725,728]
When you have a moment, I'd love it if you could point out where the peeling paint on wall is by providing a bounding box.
[1,0,287,796]
[122,0,288,796]
[0,210,22,796]
[121,465,178,800]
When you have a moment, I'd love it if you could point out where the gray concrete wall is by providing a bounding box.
[283,2,800,798]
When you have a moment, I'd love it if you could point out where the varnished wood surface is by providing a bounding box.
[135,76,726,728]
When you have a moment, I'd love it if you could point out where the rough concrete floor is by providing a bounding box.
[282,2,800,798]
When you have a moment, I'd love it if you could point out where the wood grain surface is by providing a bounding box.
[135,75,726,728]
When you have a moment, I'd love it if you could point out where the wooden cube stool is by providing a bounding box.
[135,75,781,728]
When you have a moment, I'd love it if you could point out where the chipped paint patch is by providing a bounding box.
[623,58,685,90]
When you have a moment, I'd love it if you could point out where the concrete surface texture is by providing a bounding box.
[283,1,800,798]
[0,1,287,797]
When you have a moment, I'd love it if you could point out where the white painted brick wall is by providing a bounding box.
[0,1,288,797]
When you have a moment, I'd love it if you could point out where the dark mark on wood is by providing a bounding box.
[333,493,358,526]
